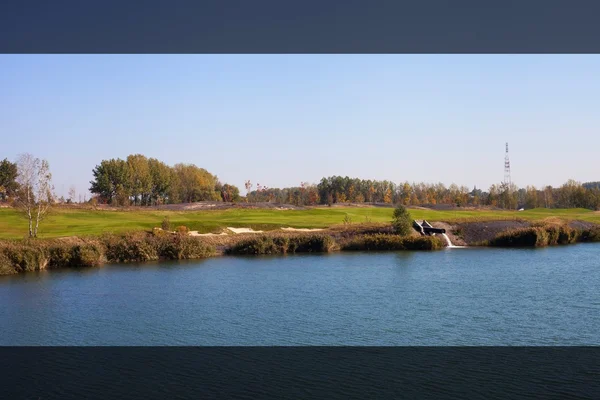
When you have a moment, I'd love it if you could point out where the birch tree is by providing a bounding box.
[15,153,55,238]
[68,186,77,203]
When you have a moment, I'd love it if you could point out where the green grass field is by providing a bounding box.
[0,206,598,239]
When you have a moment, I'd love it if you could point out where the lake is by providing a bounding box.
[1,244,599,345]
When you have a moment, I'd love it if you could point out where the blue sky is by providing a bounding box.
[1,55,599,198]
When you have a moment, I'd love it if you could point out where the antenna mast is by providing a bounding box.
[504,142,511,187]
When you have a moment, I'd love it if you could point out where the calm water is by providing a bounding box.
[1,244,599,345]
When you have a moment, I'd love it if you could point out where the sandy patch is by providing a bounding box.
[226,227,264,234]
[188,231,228,237]
[280,227,324,232]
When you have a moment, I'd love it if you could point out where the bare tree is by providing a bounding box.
[244,180,252,202]
[68,185,77,203]
[15,153,55,238]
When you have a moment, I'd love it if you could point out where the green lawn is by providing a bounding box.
[0,206,598,239]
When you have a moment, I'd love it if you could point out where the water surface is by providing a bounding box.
[1,244,599,345]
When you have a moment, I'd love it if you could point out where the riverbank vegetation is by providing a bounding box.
[0,232,216,275]
[487,223,600,247]
[341,234,444,251]
[2,218,599,275]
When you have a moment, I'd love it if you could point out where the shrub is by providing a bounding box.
[392,205,412,236]
[152,227,168,236]
[342,234,444,251]
[226,234,336,255]
[489,225,583,247]
[581,227,600,242]
[1,242,50,272]
[161,216,172,231]
[158,235,215,259]
[103,232,159,263]
[71,244,105,267]
[175,225,189,236]
[0,251,16,275]
[343,214,352,225]
[290,234,336,252]
[489,227,546,247]
[48,243,74,267]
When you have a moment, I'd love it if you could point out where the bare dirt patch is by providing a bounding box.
[568,220,599,230]
[451,220,531,245]
[430,222,468,246]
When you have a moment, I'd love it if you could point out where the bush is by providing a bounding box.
[392,205,412,236]
[581,227,600,242]
[71,244,105,267]
[161,216,172,231]
[1,242,50,272]
[158,235,215,259]
[175,225,189,236]
[0,250,16,275]
[48,243,74,267]
[342,234,444,251]
[103,232,159,263]
[226,234,336,255]
[489,225,584,247]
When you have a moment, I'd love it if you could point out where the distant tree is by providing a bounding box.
[392,204,412,236]
[68,186,77,204]
[148,158,172,205]
[14,153,55,238]
[89,158,130,205]
[525,186,538,209]
[0,158,19,201]
[400,182,411,205]
[384,188,393,204]
[583,181,600,190]
[244,180,252,202]
[220,183,241,202]
[355,192,365,203]
[127,154,152,206]
[170,163,220,203]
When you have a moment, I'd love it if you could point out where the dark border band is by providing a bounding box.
[1,347,599,399]
[2,0,600,53]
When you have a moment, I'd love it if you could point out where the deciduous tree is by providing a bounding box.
[15,153,55,238]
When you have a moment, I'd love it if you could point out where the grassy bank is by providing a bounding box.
[1,206,600,239]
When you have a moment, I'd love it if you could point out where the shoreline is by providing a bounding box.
[1,220,600,276]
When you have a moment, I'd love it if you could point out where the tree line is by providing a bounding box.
[89,154,240,205]
[2,155,600,212]
[246,176,600,210]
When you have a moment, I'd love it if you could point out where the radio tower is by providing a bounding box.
[504,142,511,186]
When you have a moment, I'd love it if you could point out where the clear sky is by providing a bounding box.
[2,55,599,198]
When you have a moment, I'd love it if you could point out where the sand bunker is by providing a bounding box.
[188,231,228,237]
[280,227,324,232]
[226,227,264,234]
